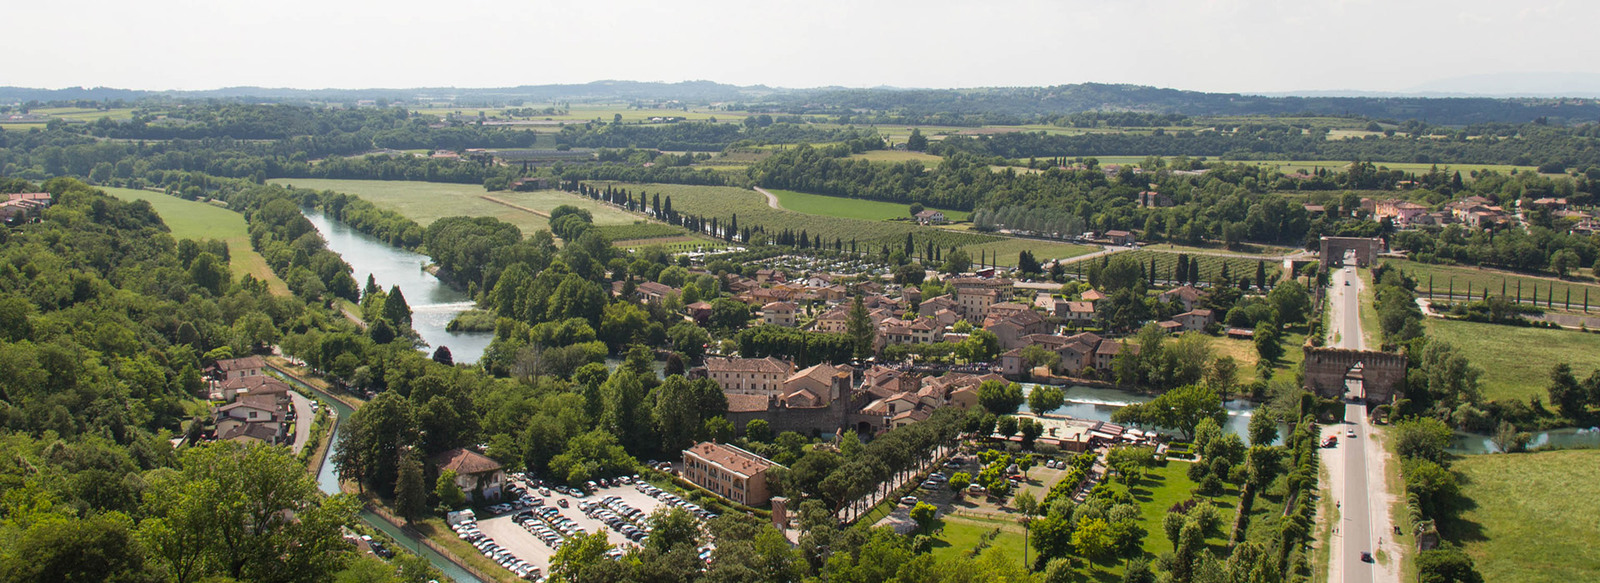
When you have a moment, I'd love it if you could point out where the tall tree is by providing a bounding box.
[846,295,875,358]
[394,452,427,521]
[383,284,412,326]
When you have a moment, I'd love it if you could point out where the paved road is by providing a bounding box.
[289,391,315,455]
[1325,263,1399,583]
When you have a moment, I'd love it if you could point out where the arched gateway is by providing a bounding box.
[1301,345,1406,404]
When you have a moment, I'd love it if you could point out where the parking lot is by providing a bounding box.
[452,476,712,580]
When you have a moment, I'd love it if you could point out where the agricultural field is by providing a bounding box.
[592,182,1093,266]
[1236,159,1538,176]
[846,150,946,165]
[595,223,689,241]
[1389,259,1600,312]
[409,104,746,126]
[103,187,290,296]
[266,179,636,237]
[1079,249,1286,286]
[766,188,968,222]
[1423,318,1600,403]
[1447,449,1600,583]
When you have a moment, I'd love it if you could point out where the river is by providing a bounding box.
[303,209,493,364]
[1023,383,1284,444]
[273,366,484,583]
[1022,384,1600,454]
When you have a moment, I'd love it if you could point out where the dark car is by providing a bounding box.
[1360,552,1373,563]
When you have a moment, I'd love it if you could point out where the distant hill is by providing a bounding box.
[4,81,1598,125]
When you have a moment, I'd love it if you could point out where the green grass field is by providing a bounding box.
[1213,329,1308,386]
[1117,460,1241,558]
[1424,318,1600,403]
[927,515,1028,564]
[266,179,637,237]
[1447,449,1600,583]
[766,188,969,222]
[593,182,1095,266]
[103,187,290,296]
[1388,259,1600,312]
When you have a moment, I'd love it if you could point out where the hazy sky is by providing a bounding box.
[8,0,1597,94]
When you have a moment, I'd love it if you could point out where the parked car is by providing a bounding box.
[899,496,918,506]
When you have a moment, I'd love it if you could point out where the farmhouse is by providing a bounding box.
[914,209,948,224]
[432,448,506,502]
[208,356,266,382]
[1105,230,1136,246]
[1158,285,1204,311]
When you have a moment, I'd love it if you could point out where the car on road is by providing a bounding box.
[1360,551,1373,563]
[1347,429,1357,439]
[1323,436,1338,448]
[1345,281,1350,286]
[557,498,569,508]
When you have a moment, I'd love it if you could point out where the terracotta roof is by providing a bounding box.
[684,442,778,478]
[1105,230,1131,237]
[787,363,845,386]
[217,375,290,393]
[726,393,771,413]
[432,448,503,476]
[219,394,279,414]
[705,357,792,374]
[1066,301,1095,313]
[219,422,279,443]
[212,356,265,373]
[762,301,797,311]
[687,301,714,311]
[1097,341,1125,356]
[1080,289,1105,301]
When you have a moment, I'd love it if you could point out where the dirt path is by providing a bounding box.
[480,194,552,218]
[753,186,782,209]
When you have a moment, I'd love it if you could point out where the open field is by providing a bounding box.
[267,179,637,237]
[766,188,969,222]
[846,150,947,165]
[1146,241,1300,258]
[1388,259,1600,312]
[1236,159,1538,175]
[103,187,290,296]
[1446,449,1600,583]
[1213,329,1308,386]
[1115,459,1242,559]
[591,182,1093,266]
[1424,318,1600,403]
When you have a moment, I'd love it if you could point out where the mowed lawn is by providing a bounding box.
[1448,450,1600,583]
[103,187,289,296]
[1424,318,1600,403]
[767,188,969,222]
[927,515,1028,565]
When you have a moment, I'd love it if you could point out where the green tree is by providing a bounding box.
[1028,385,1065,415]
[188,251,229,296]
[846,295,875,358]
[394,453,427,521]
[382,284,412,326]
[910,501,938,532]
[1417,548,1484,583]
[1267,280,1311,324]
[906,128,928,151]
[744,418,772,442]
[1072,518,1115,571]
[977,380,1026,414]
[435,470,466,509]
[549,531,612,583]
[1021,344,1061,375]
[652,375,701,453]
[645,507,701,554]
[140,442,359,583]
[942,248,972,274]
[948,472,972,493]
[1247,409,1278,446]
[996,415,1019,437]
[4,513,151,583]
[1112,384,1225,440]
[333,391,416,492]
[957,329,1001,363]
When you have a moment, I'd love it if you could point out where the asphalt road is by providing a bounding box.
[1327,263,1392,583]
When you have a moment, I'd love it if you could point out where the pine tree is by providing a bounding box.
[395,453,426,521]
[383,284,412,326]
[363,274,380,298]
[847,295,874,359]
[1255,260,1267,290]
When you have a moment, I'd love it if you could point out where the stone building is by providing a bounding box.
[681,442,780,506]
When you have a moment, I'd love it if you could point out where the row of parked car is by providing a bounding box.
[515,506,582,550]
[636,482,718,521]
[581,497,651,543]
[450,514,542,581]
